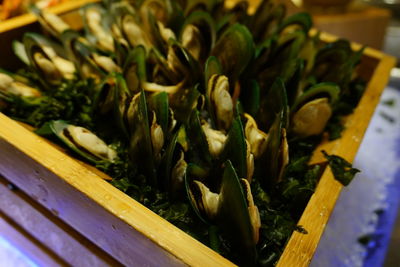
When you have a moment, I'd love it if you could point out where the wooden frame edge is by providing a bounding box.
[277,49,396,266]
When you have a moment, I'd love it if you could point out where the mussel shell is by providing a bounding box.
[169,84,201,123]
[0,69,41,98]
[291,97,333,138]
[163,127,187,198]
[23,33,73,86]
[123,45,148,94]
[291,82,340,113]
[257,78,289,132]
[276,12,312,35]
[257,30,306,88]
[148,91,170,135]
[204,56,222,91]
[13,40,30,66]
[61,30,104,80]
[211,23,255,87]
[167,40,202,85]
[146,10,170,55]
[206,74,233,131]
[259,109,288,188]
[249,0,285,43]
[30,6,70,39]
[113,73,132,139]
[140,0,171,25]
[38,120,116,164]
[218,160,257,265]
[127,90,158,186]
[180,11,216,63]
[313,40,365,89]
[80,3,115,53]
[186,110,212,167]
[220,116,248,180]
[184,164,212,225]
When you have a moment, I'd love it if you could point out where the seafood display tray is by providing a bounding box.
[0,1,396,266]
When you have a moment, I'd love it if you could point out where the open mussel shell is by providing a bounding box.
[206,74,234,131]
[218,161,258,265]
[244,113,268,159]
[167,39,202,85]
[257,30,306,88]
[313,40,365,90]
[258,77,289,132]
[61,30,102,80]
[187,161,259,265]
[291,82,340,112]
[23,33,76,86]
[30,6,70,39]
[112,2,152,50]
[180,11,216,63]
[185,110,213,167]
[145,10,173,55]
[148,91,170,135]
[290,82,340,137]
[259,109,289,188]
[144,40,201,93]
[0,69,42,98]
[127,90,158,186]
[220,116,248,180]
[276,12,312,35]
[140,0,185,32]
[92,74,124,117]
[13,40,30,66]
[36,120,117,164]
[169,83,201,123]
[123,45,147,94]
[80,3,115,53]
[62,30,121,81]
[186,160,258,265]
[256,79,289,188]
[211,23,255,86]
[204,56,222,90]
[163,127,188,199]
[113,73,132,139]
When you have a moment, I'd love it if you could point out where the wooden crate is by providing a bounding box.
[0,1,396,266]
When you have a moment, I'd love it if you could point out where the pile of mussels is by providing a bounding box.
[0,0,365,265]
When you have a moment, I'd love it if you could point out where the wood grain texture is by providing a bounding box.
[0,175,121,266]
